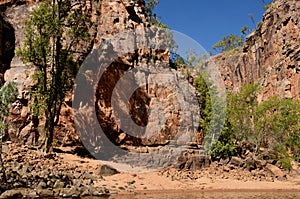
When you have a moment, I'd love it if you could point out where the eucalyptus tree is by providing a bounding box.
[18,0,95,152]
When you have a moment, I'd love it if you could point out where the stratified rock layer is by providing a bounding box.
[211,0,300,101]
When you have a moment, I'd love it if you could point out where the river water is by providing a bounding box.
[107,191,300,199]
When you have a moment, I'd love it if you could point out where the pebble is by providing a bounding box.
[0,143,111,198]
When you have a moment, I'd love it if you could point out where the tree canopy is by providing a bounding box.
[18,0,94,152]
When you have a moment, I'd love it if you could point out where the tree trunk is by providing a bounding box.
[41,0,60,153]
[42,110,55,153]
[32,115,39,146]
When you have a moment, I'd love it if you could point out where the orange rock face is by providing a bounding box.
[210,0,300,101]
[1,0,300,149]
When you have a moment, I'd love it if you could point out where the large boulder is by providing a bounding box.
[265,163,285,177]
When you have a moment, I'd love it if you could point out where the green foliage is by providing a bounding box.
[209,120,237,160]
[279,156,293,170]
[144,0,176,52]
[0,82,18,182]
[257,21,264,29]
[17,2,59,126]
[263,2,273,10]
[194,70,227,154]
[0,82,18,131]
[145,0,169,29]
[212,34,243,53]
[144,0,177,54]
[0,82,18,114]
[171,55,185,69]
[194,72,212,134]
[287,130,300,162]
[183,51,228,158]
[195,73,209,123]
[275,144,293,170]
[240,25,249,36]
[210,141,237,160]
[145,0,160,18]
[240,25,249,42]
[212,26,250,54]
[254,97,300,161]
[209,84,260,159]
[17,1,92,152]
[227,84,261,142]
[184,49,299,163]
[17,3,59,68]
[30,72,47,117]
[208,82,299,162]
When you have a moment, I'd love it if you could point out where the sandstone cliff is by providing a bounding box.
[212,0,300,101]
[0,0,299,150]
[0,0,199,155]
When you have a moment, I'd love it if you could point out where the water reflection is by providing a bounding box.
[108,192,300,199]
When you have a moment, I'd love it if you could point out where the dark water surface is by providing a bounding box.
[106,191,300,199]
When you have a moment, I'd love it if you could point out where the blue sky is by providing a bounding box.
[154,0,273,53]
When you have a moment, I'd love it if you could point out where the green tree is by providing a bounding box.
[254,97,300,165]
[18,1,93,152]
[145,0,160,18]
[212,26,250,54]
[182,52,227,157]
[194,71,227,154]
[240,25,249,41]
[0,82,18,183]
[212,34,243,53]
[194,72,212,135]
[227,84,260,142]
[210,84,260,159]
[206,81,300,162]
[240,25,249,35]
[145,0,169,29]
[209,120,237,160]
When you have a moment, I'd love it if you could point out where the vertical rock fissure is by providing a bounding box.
[0,16,15,87]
